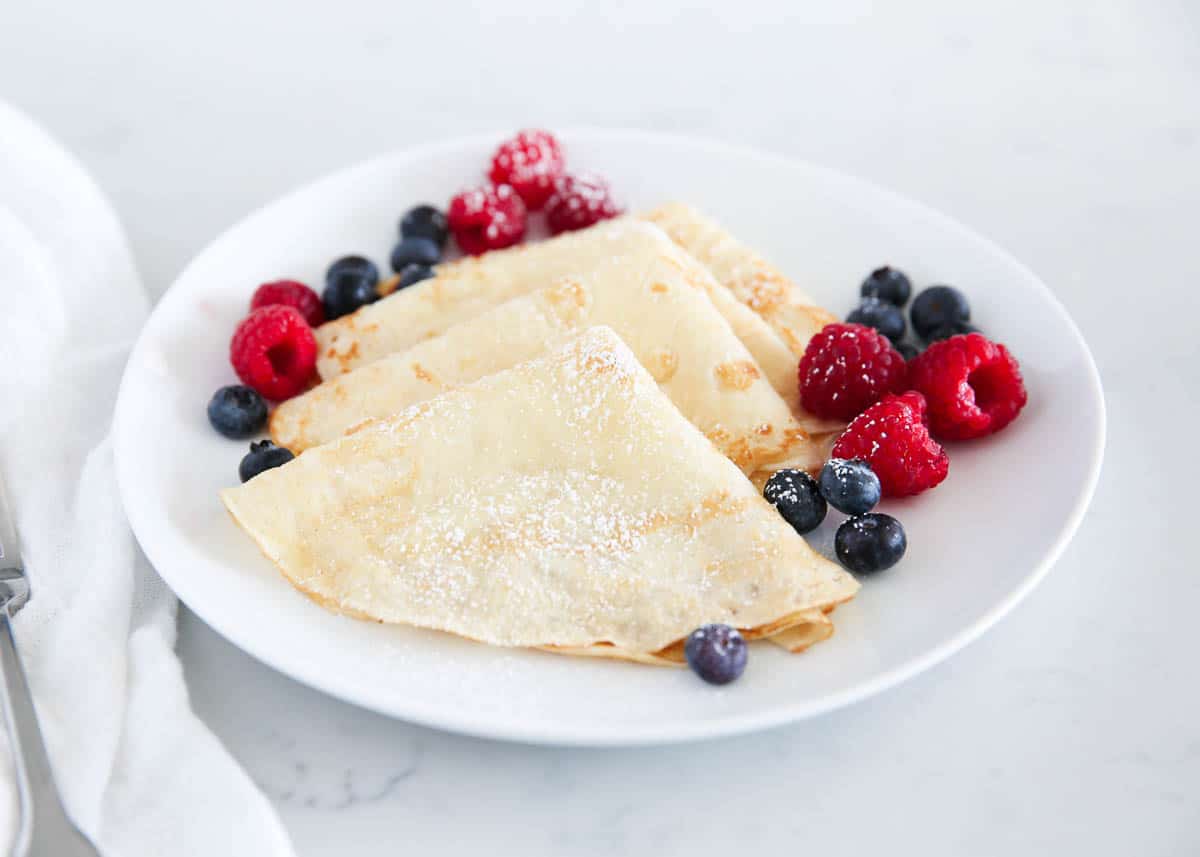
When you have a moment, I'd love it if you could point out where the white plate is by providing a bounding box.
[114,130,1104,746]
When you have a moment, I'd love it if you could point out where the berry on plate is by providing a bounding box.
[399,204,449,247]
[798,323,909,422]
[832,391,949,497]
[835,513,907,574]
[907,332,1027,441]
[206,385,267,439]
[911,285,970,341]
[544,173,622,235]
[323,255,380,320]
[847,297,906,343]
[926,320,980,343]
[684,624,748,685]
[326,254,379,288]
[447,184,527,255]
[250,280,325,327]
[818,458,881,516]
[860,266,912,306]
[389,236,440,272]
[762,469,827,534]
[238,439,294,483]
[229,305,318,401]
[488,129,566,210]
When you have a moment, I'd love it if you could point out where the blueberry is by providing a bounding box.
[323,256,380,320]
[835,513,906,574]
[925,320,980,343]
[207,385,267,439]
[396,263,436,290]
[896,341,920,361]
[390,236,441,272]
[685,624,748,685]
[323,277,377,320]
[910,285,970,340]
[847,297,906,343]
[762,468,827,534]
[399,204,449,247]
[325,255,379,289]
[819,458,881,516]
[860,266,912,306]
[238,440,294,483]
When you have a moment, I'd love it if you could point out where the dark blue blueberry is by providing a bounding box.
[763,468,826,535]
[896,341,920,361]
[860,266,912,307]
[685,624,748,685]
[207,385,267,439]
[396,263,436,290]
[847,297,906,343]
[835,513,907,574]
[819,458,881,516]
[238,440,294,483]
[910,285,970,341]
[925,320,980,343]
[399,204,449,247]
[323,255,380,320]
[323,277,377,320]
[390,236,441,272]
[325,255,379,289]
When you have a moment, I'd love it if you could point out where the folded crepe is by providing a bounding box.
[276,274,812,476]
[314,218,838,440]
[224,327,859,664]
[640,202,838,360]
[641,203,847,449]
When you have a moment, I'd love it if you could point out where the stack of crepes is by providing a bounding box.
[222,204,860,665]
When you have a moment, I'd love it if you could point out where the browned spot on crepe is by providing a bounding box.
[644,348,679,382]
[714,360,760,391]
[546,279,588,308]
[412,362,436,384]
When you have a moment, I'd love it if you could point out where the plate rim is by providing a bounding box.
[114,128,1107,746]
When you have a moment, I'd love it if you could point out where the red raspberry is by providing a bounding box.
[488,129,565,210]
[832,392,949,498]
[908,333,1027,441]
[230,305,317,401]
[250,280,325,327]
[544,173,622,235]
[798,323,908,421]
[447,184,527,255]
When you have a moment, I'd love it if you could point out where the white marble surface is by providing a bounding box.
[3,1,1198,853]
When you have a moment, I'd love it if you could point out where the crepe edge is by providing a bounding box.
[222,487,857,668]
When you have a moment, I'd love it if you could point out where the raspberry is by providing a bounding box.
[447,184,527,255]
[250,280,325,327]
[488,129,565,210]
[798,323,908,421]
[832,392,949,498]
[544,173,622,235]
[908,333,1027,441]
[230,305,318,401]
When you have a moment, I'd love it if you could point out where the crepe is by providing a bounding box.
[640,203,849,455]
[224,327,859,663]
[640,203,838,359]
[319,220,759,373]
[275,275,812,476]
[314,218,839,439]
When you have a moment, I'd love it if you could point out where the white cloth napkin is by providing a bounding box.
[0,102,295,856]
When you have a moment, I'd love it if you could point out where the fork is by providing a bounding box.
[0,479,102,856]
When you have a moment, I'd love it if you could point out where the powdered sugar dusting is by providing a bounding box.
[228,328,857,654]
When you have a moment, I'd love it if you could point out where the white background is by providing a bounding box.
[3,1,1198,854]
